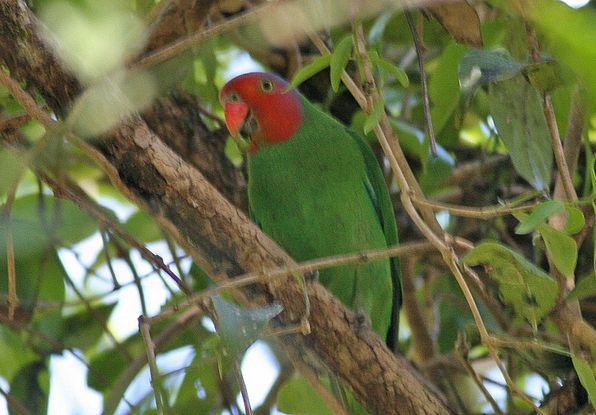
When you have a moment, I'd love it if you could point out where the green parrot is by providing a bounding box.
[220,72,401,345]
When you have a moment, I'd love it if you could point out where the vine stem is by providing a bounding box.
[349,21,546,414]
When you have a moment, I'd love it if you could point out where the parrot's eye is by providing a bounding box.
[227,92,241,102]
[259,79,274,93]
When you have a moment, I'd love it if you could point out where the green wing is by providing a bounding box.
[347,129,402,347]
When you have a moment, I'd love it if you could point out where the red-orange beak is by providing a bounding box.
[223,101,249,137]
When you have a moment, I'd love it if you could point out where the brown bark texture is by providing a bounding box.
[0,1,454,414]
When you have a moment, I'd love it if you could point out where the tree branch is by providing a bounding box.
[0,2,454,414]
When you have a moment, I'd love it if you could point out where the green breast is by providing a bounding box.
[247,96,394,336]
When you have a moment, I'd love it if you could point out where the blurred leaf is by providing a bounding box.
[419,153,455,195]
[124,210,162,243]
[363,97,385,134]
[40,0,146,82]
[523,59,562,94]
[428,2,482,47]
[172,345,221,413]
[368,12,394,47]
[277,377,334,415]
[224,136,244,168]
[63,303,117,351]
[572,355,596,408]
[330,35,353,92]
[463,242,558,329]
[189,263,213,292]
[0,149,23,197]
[568,274,596,301]
[69,70,157,137]
[529,1,596,106]
[288,54,332,90]
[488,76,552,191]
[537,223,577,276]
[0,328,38,382]
[458,49,524,93]
[370,53,409,87]
[211,296,282,367]
[515,200,565,235]
[564,206,585,235]
[430,42,467,134]
[10,361,49,415]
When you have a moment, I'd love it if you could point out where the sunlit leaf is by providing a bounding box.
[488,76,552,191]
[537,223,577,276]
[0,328,38,382]
[124,210,162,243]
[515,200,564,235]
[523,59,562,94]
[463,242,558,329]
[572,355,596,408]
[330,35,353,92]
[430,42,466,134]
[277,377,334,415]
[288,54,332,90]
[564,206,585,235]
[568,274,596,301]
[370,53,409,87]
[211,296,282,366]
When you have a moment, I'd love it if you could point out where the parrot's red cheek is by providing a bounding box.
[224,101,249,136]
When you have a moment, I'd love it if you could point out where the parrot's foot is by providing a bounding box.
[304,270,319,283]
[354,307,372,332]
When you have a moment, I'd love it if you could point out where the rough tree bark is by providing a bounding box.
[0,1,454,414]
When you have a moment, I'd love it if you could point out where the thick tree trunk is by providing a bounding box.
[0,2,453,414]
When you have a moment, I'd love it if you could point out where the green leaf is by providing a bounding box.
[458,49,524,93]
[568,274,596,301]
[430,42,466,134]
[0,328,38,382]
[489,76,553,191]
[572,355,596,408]
[172,342,221,413]
[564,206,585,235]
[463,242,558,329]
[363,97,385,134]
[370,53,409,87]
[123,210,162,243]
[63,302,117,351]
[368,12,394,46]
[330,35,353,92]
[537,223,577,276]
[288,54,332,90]
[523,59,562,94]
[515,200,565,235]
[211,296,282,366]
[10,361,49,415]
[277,377,334,415]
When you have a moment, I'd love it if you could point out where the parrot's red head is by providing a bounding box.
[220,72,303,153]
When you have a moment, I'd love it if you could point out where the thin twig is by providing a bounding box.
[131,1,279,70]
[104,304,206,415]
[0,385,31,415]
[234,360,254,415]
[455,349,504,415]
[411,194,539,219]
[350,21,545,414]
[139,315,169,414]
[405,10,437,156]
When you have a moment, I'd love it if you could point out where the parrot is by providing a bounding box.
[220,72,401,345]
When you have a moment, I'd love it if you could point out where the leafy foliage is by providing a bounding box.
[0,0,595,414]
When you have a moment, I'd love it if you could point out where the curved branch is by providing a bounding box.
[0,2,453,414]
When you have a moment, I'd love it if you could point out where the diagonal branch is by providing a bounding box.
[0,2,454,414]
